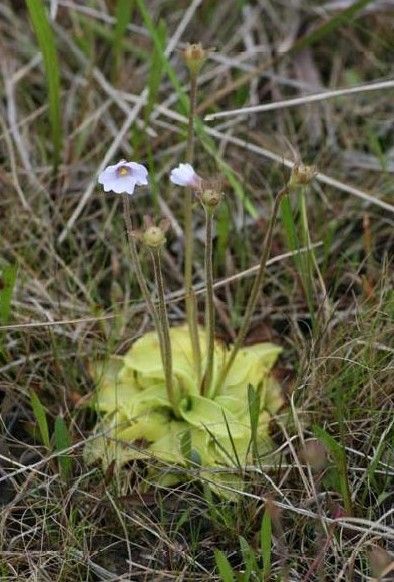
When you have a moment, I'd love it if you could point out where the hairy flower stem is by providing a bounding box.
[122,195,160,331]
[150,248,180,417]
[184,72,202,384]
[201,207,215,397]
[215,185,290,393]
[122,196,172,410]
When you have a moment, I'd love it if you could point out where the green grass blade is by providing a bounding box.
[260,508,272,580]
[180,428,192,463]
[30,391,50,449]
[222,411,242,470]
[214,549,235,582]
[0,263,17,325]
[54,415,73,480]
[135,0,187,109]
[215,203,230,267]
[142,17,166,206]
[280,195,301,265]
[239,535,259,579]
[248,384,261,461]
[280,191,316,327]
[298,188,317,326]
[26,0,62,169]
[313,426,353,515]
[145,19,166,121]
[113,0,134,81]
[366,418,393,491]
[248,384,261,439]
[0,263,17,357]
[291,0,376,53]
[200,132,257,217]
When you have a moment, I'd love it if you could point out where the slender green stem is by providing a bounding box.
[122,195,169,403]
[214,186,290,393]
[186,74,197,163]
[202,207,215,397]
[122,194,160,331]
[184,72,202,383]
[150,248,179,417]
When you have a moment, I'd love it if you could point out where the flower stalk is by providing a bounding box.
[121,194,159,330]
[122,197,178,414]
[149,247,179,417]
[202,206,215,397]
[215,185,290,393]
[184,67,202,385]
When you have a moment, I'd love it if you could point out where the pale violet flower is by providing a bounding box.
[170,163,201,188]
[98,160,148,195]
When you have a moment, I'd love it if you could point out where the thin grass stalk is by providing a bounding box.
[202,207,215,397]
[215,186,290,393]
[184,72,202,383]
[150,248,179,417]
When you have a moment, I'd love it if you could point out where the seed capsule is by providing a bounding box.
[183,43,206,75]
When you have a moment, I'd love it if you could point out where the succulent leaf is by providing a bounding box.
[85,326,284,496]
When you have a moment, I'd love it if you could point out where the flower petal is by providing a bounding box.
[170,163,200,187]
[98,160,148,194]
[127,162,148,185]
[98,167,113,185]
[114,177,137,195]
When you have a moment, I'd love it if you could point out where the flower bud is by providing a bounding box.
[183,43,206,76]
[170,163,201,188]
[289,163,316,188]
[200,188,222,209]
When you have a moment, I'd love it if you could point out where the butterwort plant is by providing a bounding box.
[86,44,315,493]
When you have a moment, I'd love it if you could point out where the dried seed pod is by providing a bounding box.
[289,163,316,187]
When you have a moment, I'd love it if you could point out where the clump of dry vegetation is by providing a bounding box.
[0,0,393,580]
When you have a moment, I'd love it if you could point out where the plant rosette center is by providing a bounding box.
[85,326,284,492]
